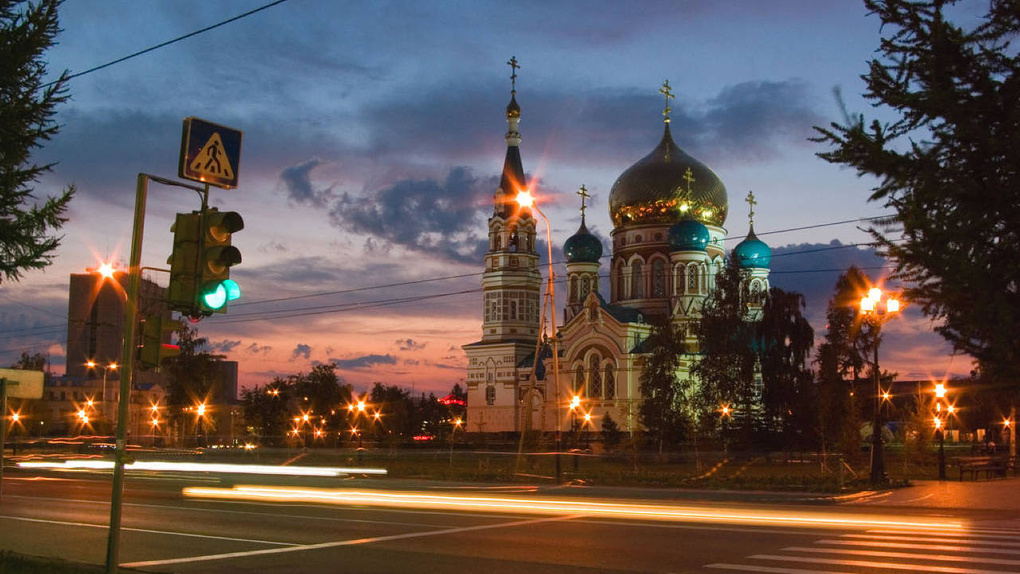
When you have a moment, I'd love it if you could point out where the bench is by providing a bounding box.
[956,456,1008,481]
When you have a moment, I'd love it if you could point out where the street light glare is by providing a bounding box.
[97,262,115,279]
[886,298,900,313]
[868,287,882,301]
[515,189,535,208]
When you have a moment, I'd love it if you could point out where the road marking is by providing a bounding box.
[867,528,1020,541]
[121,513,583,568]
[785,546,1020,566]
[817,539,1020,555]
[751,553,1019,573]
[837,533,1020,547]
[0,514,298,547]
[707,564,858,573]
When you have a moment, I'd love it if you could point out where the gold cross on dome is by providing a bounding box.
[746,190,757,225]
[508,56,520,90]
[683,167,695,193]
[577,184,590,217]
[659,79,674,123]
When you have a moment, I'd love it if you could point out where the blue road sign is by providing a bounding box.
[179,117,243,189]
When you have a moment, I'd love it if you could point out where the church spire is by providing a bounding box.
[496,56,526,218]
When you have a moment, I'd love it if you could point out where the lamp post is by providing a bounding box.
[859,286,900,484]
[516,189,562,483]
[569,395,582,471]
[933,382,948,480]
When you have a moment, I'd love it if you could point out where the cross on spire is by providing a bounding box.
[683,167,695,193]
[745,190,757,226]
[508,56,520,91]
[659,79,674,124]
[577,184,590,218]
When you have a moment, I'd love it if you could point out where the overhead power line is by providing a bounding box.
[45,0,293,87]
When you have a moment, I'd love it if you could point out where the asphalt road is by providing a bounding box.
[1,469,1019,573]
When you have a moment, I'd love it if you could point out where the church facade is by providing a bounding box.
[463,74,771,434]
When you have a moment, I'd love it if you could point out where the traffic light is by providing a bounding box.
[198,207,243,313]
[138,314,182,370]
[166,212,202,313]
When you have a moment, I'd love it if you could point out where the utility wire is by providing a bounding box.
[44,0,293,87]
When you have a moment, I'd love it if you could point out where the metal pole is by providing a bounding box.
[0,379,7,501]
[869,324,886,483]
[937,427,946,480]
[535,206,561,484]
[106,174,148,574]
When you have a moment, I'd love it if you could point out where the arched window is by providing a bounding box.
[615,265,624,301]
[509,300,518,320]
[652,259,666,297]
[494,235,502,251]
[588,354,602,398]
[569,277,579,303]
[604,365,616,399]
[631,262,644,299]
[688,266,699,292]
[490,302,498,321]
[750,281,763,304]
[574,367,584,393]
[509,231,518,252]
[676,265,685,294]
[580,276,590,299]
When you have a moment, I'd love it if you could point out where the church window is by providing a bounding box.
[489,302,497,322]
[485,385,496,405]
[631,262,644,299]
[604,366,616,399]
[652,259,666,297]
[510,300,518,320]
[750,281,763,304]
[495,236,502,251]
[688,266,699,292]
[580,276,590,299]
[635,235,643,243]
[615,265,624,301]
[588,354,602,398]
[588,304,598,322]
[574,367,584,393]
[570,277,578,303]
[676,265,685,294]
[509,231,518,252]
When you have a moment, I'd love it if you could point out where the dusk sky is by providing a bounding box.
[0,0,977,396]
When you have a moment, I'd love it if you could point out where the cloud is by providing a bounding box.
[327,167,493,263]
[331,353,397,370]
[208,340,242,353]
[280,158,336,208]
[246,343,272,355]
[396,338,426,351]
[291,344,312,360]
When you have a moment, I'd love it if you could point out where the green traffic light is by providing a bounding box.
[223,279,241,301]
[201,282,228,310]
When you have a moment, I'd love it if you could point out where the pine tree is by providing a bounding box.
[638,322,688,453]
[814,0,1020,385]
[758,288,815,450]
[1,0,75,283]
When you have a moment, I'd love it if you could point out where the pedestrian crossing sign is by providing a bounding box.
[178,117,243,189]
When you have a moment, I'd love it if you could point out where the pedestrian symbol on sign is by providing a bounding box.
[190,133,234,180]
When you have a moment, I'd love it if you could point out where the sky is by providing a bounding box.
[0,0,979,396]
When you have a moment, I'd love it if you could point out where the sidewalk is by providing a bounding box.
[856,475,1020,512]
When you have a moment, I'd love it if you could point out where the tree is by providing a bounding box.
[293,363,351,437]
[1,0,75,283]
[638,321,689,452]
[240,378,291,445]
[758,288,815,450]
[814,0,1020,385]
[692,257,757,447]
[9,350,47,371]
[600,412,623,450]
[160,322,224,445]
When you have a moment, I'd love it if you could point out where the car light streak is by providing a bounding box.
[182,486,963,531]
[17,460,387,477]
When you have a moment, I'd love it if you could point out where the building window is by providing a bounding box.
[676,265,684,294]
[574,367,584,393]
[615,265,624,300]
[588,354,602,398]
[510,300,518,320]
[485,385,496,405]
[604,366,616,399]
[688,266,699,292]
[652,259,666,297]
[570,276,578,303]
[580,276,590,300]
[630,262,643,299]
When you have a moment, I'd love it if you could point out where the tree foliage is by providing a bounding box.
[814,0,1020,384]
[1,0,75,283]
[638,322,688,452]
[758,287,815,449]
[160,322,224,432]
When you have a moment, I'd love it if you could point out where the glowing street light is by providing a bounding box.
[859,285,901,483]
[515,187,562,483]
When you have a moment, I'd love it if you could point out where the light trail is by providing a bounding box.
[17,460,387,477]
[182,486,964,531]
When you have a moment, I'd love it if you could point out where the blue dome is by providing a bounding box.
[564,219,603,263]
[734,226,771,268]
[668,216,710,252]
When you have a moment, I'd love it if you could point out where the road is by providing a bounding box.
[1,468,1019,573]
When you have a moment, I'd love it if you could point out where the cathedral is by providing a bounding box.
[463,68,772,435]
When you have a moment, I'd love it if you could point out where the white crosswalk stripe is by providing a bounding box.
[706,526,1020,573]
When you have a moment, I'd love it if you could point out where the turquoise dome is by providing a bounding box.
[668,216,710,252]
[734,226,771,268]
[564,218,603,263]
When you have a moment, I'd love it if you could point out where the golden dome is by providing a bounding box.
[609,125,728,228]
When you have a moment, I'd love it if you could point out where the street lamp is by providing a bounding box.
[569,395,582,470]
[859,286,901,483]
[516,188,563,483]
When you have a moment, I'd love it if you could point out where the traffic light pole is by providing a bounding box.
[105,174,206,574]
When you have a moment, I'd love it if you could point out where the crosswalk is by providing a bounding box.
[706,526,1020,573]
